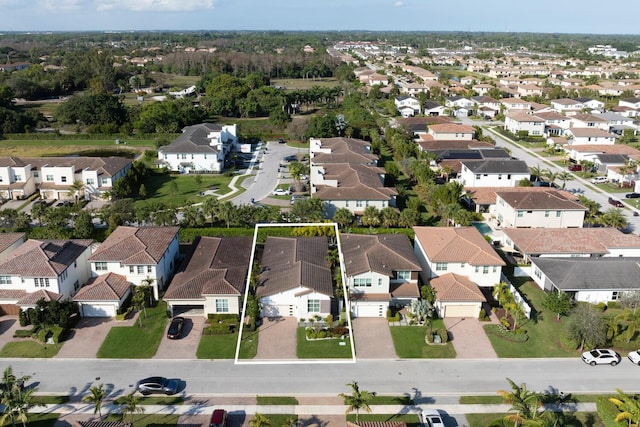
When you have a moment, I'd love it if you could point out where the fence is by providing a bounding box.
[501,273,532,319]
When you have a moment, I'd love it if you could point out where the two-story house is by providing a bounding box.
[427,123,475,141]
[394,95,421,117]
[566,128,617,145]
[341,234,421,317]
[504,112,545,136]
[256,236,334,319]
[456,159,530,188]
[158,123,238,173]
[88,226,180,300]
[164,236,253,318]
[495,191,587,229]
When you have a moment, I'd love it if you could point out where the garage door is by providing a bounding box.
[261,305,293,318]
[0,304,19,315]
[443,304,478,318]
[81,304,116,317]
[352,303,387,318]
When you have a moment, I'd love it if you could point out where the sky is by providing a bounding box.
[1,0,640,34]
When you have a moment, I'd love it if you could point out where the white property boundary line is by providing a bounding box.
[234,222,356,364]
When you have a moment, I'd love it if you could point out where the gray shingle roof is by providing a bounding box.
[531,257,640,291]
[340,233,420,277]
[158,123,228,154]
[461,159,530,174]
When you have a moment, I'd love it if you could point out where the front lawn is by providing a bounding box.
[466,412,605,427]
[296,327,353,359]
[197,327,258,359]
[97,302,167,358]
[389,323,456,359]
[257,396,298,405]
[11,412,59,427]
[0,340,62,358]
[134,171,233,208]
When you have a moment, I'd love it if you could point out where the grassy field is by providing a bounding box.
[272,77,340,90]
[97,302,167,358]
[296,327,353,359]
[0,138,154,157]
[133,171,233,208]
[0,340,62,358]
[389,323,457,359]
[113,395,184,405]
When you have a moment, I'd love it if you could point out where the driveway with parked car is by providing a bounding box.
[154,316,205,359]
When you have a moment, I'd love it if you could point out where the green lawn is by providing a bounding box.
[466,412,605,427]
[97,302,168,358]
[485,278,579,358]
[197,326,258,360]
[0,138,155,157]
[370,395,414,405]
[32,396,70,405]
[459,395,505,404]
[296,327,353,359]
[105,413,179,427]
[256,396,298,405]
[113,395,184,405]
[389,323,456,359]
[0,340,62,358]
[134,171,233,208]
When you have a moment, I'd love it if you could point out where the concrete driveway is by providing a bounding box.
[56,315,137,359]
[154,316,205,359]
[255,317,297,359]
[444,317,497,359]
[352,318,397,359]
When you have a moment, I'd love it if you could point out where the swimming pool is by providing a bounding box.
[472,222,492,235]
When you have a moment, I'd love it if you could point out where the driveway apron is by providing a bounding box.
[56,314,137,359]
[255,317,297,359]
[352,318,397,359]
[154,316,205,359]
[444,317,497,359]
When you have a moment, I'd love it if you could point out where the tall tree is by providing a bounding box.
[82,384,106,420]
[338,381,376,423]
[0,367,41,427]
[121,392,144,423]
[542,290,573,321]
[497,378,543,427]
[566,303,607,351]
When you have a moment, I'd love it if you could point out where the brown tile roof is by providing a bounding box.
[257,237,333,297]
[429,123,475,134]
[413,226,505,266]
[568,145,640,155]
[569,128,615,138]
[0,289,26,300]
[349,292,391,302]
[390,281,420,298]
[503,227,640,255]
[430,273,486,302]
[0,232,25,254]
[74,273,131,301]
[164,236,252,300]
[496,190,587,211]
[311,137,377,164]
[465,187,576,205]
[17,289,62,305]
[505,112,544,122]
[0,239,93,277]
[89,226,178,264]
[340,233,421,277]
[313,163,397,201]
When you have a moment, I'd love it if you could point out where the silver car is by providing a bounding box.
[135,376,179,395]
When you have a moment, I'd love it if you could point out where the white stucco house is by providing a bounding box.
[256,236,334,319]
[504,112,545,136]
[88,226,180,300]
[341,233,421,317]
[456,159,530,188]
[495,191,586,229]
[566,128,617,146]
[158,123,238,173]
[395,95,422,117]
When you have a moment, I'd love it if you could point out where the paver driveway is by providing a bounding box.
[56,315,137,359]
[255,317,297,359]
[352,317,397,359]
[444,317,497,359]
[0,316,21,350]
[154,316,205,359]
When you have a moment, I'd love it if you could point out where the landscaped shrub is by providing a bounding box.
[559,332,579,350]
[595,302,607,312]
[478,308,490,321]
[18,309,30,327]
[206,321,237,335]
[436,329,449,343]
[596,395,621,427]
[484,324,528,342]
[13,329,35,338]
[207,313,238,322]
[386,308,400,322]
[331,327,349,336]
[607,301,619,309]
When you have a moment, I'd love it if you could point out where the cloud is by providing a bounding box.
[95,0,215,12]
[394,0,404,6]
[38,0,83,10]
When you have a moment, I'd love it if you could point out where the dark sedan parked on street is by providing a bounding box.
[136,377,179,395]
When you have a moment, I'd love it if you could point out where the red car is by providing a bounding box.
[210,410,227,427]
[568,164,582,171]
[609,197,624,207]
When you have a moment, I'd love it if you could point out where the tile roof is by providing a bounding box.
[74,273,131,301]
[430,273,486,302]
[0,239,93,277]
[340,233,421,277]
[496,190,587,211]
[568,144,640,155]
[257,236,333,297]
[429,123,475,134]
[0,289,26,300]
[164,236,252,300]
[16,157,132,177]
[506,112,544,122]
[0,232,25,254]
[311,137,377,164]
[17,289,62,305]
[89,226,178,264]
[503,227,640,255]
[390,281,420,298]
[313,163,397,201]
[418,140,495,152]
[413,226,505,266]
[569,128,615,138]
[531,257,640,291]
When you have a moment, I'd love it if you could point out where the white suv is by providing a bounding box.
[591,176,608,184]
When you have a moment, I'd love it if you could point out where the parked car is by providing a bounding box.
[277,138,286,144]
[581,349,621,366]
[210,409,228,427]
[625,193,640,199]
[568,164,582,171]
[608,197,624,207]
[167,317,185,339]
[135,377,179,395]
[273,188,290,196]
[421,409,444,427]
[627,350,640,365]
[591,177,608,184]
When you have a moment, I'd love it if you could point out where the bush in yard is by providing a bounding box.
[13,329,35,338]
[559,332,579,350]
[437,329,449,343]
[18,309,30,327]
[332,327,349,336]
[596,395,621,427]
[478,308,490,321]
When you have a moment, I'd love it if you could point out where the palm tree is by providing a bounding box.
[248,413,271,427]
[615,309,640,344]
[82,384,106,420]
[69,180,85,205]
[338,381,376,423]
[121,392,144,423]
[216,201,236,228]
[609,388,640,427]
[361,205,381,227]
[202,197,219,226]
[556,171,573,190]
[600,207,628,229]
[0,367,41,427]
[497,378,543,427]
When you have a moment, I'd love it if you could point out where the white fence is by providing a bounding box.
[500,273,532,319]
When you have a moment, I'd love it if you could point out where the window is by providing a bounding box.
[534,267,542,279]
[34,278,50,288]
[147,266,152,273]
[14,174,21,181]
[0,177,3,183]
[61,270,68,281]
[181,154,187,159]
[356,200,363,207]
[0,276,10,284]
[46,175,54,182]
[517,210,524,218]
[612,291,622,301]
[556,211,561,217]
[61,176,67,183]
[498,174,502,180]
[353,278,372,287]
[307,299,320,313]
[435,263,447,271]
[493,266,498,273]
[545,211,550,217]
[137,266,145,274]
[129,266,134,274]
[86,178,95,185]
[215,299,229,313]
[475,174,481,179]
[95,262,107,271]
[345,201,349,207]
[34,171,39,178]
[101,177,109,185]
[378,278,383,286]
[483,266,489,274]
[74,280,80,291]
[396,271,411,280]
